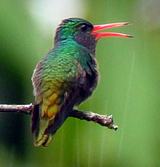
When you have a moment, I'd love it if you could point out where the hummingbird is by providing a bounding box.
[31,18,132,147]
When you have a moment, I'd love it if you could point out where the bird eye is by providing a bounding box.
[80,24,88,32]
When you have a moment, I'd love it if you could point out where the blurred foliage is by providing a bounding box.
[0,0,160,166]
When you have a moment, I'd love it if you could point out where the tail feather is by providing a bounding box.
[31,104,54,147]
[31,104,39,134]
[42,134,53,147]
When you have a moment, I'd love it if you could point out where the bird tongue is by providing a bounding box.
[92,22,133,39]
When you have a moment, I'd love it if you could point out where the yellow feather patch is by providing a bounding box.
[41,104,48,117]
[47,104,59,118]
[48,93,58,103]
[44,88,55,98]
[43,92,57,106]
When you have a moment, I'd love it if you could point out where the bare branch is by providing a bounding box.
[70,110,118,130]
[0,104,33,114]
[0,104,118,130]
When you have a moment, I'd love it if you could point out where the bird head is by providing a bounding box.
[54,18,132,55]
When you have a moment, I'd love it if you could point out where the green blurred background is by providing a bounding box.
[0,0,160,166]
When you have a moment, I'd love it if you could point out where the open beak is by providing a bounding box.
[92,22,133,40]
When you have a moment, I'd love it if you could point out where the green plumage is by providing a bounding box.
[31,18,99,147]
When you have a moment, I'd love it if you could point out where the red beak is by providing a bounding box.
[92,22,133,40]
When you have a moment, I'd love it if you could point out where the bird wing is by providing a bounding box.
[44,50,98,138]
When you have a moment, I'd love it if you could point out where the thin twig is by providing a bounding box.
[0,104,118,130]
